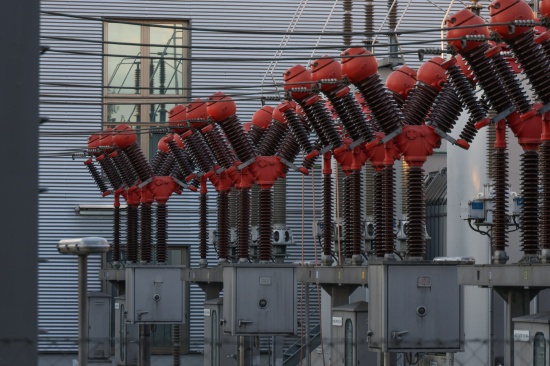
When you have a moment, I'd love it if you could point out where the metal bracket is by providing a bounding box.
[319,144,333,155]
[381,127,402,144]
[238,319,253,327]
[349,137,365,150]
[491,106,515,124]
[538,101,550,116]
[137,177,153,189]
[237,157,255,171]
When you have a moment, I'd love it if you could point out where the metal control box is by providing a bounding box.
[331,302,377,366]
[125,265,186,324]
[114,297,138,366]
[368,262,463,352]
[513,312,550,365]
[223,264,297,335]
[87,292,111,360]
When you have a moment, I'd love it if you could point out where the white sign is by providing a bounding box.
[514,330,530,342]
[114,303,120,310]
[204,309,211,317]
[332,317,343,327]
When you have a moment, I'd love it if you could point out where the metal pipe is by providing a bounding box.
[305,284,311,366]
[78,255,88,366]
[139,324,151,366]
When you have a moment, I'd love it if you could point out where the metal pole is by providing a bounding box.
[305,284,311,366]
[78,255,89,366]
[139,324,151,366]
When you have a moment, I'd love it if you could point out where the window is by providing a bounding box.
[103,19,190,156]
[344,319,353,366]
[534,332,546,366]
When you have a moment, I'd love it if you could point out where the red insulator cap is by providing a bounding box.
[158,135,171,153]
[310,56,342,92]
[489,0,534,39]
[113,124,137,148]
[417,57,447,91]
[173,133,185,149]
[340,47,378,84]
[186,98,209,129]
[456,139,471,150]
[386,65,417,100]
[541,0,550,18]
[168,104,188,134]
[283,64,313,100]
[446,9,490,53]
[243,122,252,133]
[274,101,294,123]
[99,128,115,153]
[206,92,237,122]
[251,105,274,129]
[88,133,101,152]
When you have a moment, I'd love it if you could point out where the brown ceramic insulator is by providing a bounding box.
[323,172,333,257]
[326,89,375,142]
[98,156,124,190]
[199,191,208,260]
[301,154,317,171]
[540,142,550,250]
[140,203,152,263]
[349,170,363,257]
[219,114,256,163]
[248,125,266,148]
[462,43,512,113]
[158,154,175,176]
[126,205,139,263]
[111,150,138,187]
[167,139,196,178]
[402,84,440,126]
[373,170,384,257]
[113,205,121,263]
[486,114,497,182]
[123,143,153,182]
[355,74,404,135]
[237,188,251,261]
[183,131,215,173]
[85,160,109,194]
[217,190,230,261]
[492,147,509,253]
[258,188,273,262]
[426,85,463,134]
[489,52,531,115]
[506,29,550,104]
[343,174,352,258]
[276,134,301,175]
[382,165,396,256]
[391,91,406,107]
[258,119,288,156]
[406,166,426,259]
[283,108,314,154]
[309,99,343,148]
[156,203,168,264]
[446,64,486,124]
[151,150,168,175]
[521,150,539,255]
[298,99,342,149]
[540,37,550,69]
[202,124,236,169]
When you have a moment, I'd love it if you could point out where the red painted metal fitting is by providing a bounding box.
[386,65,417,100]
[417,57,447,91]
[495,119,508,148]
[186,98,209,129]
[273,102,290,124]
[243,122,252,133]
[394,125,440,166]
[157,135,171,153]
[99,128,116,153]
[140,185,155,204]
[305,150,320,161]
[475,117,492,130]
[310,56,342,92]
[252,105,274,129]
[249,156,286,189]
[180,130,193,140]
[446,9,490,53]
[535,29,550,45]
[456,139,471,150]
[508,109,542,149]
[489,0,534,39]
[113,124,137,149]
[87,133,101,156]
[542,111,550,141]
[149,176,181,204]
[126,186,141,205]
[340,47,378,84]
[304,94,320,106]
[298,167,310,175]
[168,104,188,134]
[283,64,313,100]
[541,0,550,18]
[188,185,198,192]
[206,92,237,122]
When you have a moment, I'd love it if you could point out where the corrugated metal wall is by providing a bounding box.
[39,0,456,352]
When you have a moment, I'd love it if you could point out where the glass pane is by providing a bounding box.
[150,24,185,95]
[345,319,353,366]
[106,23,142,95]
[212,310,218,366]
[106,104,142,124]
[534,332,546,366]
